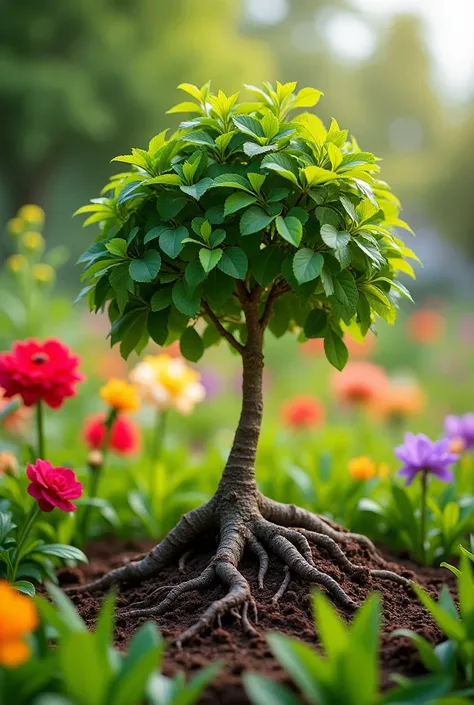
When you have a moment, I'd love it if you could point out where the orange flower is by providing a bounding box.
[0,581,38,667]
[449,438,465,455]
[0,389,31,435]
[407,309,445,344]
[348,456,377,481]
[281,395,325,430]
[0,451,18,476]
[375,378,425,420]
[331,361,389,408]
[100,379,140,413]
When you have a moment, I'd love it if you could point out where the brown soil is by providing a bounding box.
[59,533,456,705]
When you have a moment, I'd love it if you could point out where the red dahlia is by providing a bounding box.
[0,339,84,409]
[82,413,141,455]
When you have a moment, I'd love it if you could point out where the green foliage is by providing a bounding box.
[243,590,468,705]
[393,555,474,691]
[76,81,417,368]
[0,584,220,705]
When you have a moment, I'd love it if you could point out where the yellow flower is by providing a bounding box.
[0,581,38,668]
[0,451,18,476]
[7,254,27,273]
[17,204,45,226]
[21,231,44,250]
[7,217,25,235]
[377,462,390,479]
[32,263,55,283]
[100,378,140,413]
[348,456,377,481]
[130,354,206,414]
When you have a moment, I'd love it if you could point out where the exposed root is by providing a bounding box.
[272,566,290,603]
[179,550,193,572]
[69,494,411,644]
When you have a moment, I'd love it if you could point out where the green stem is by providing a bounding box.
[80,409,116,544]
[36,401,45,459]
[420,470,428,565]
[10,504,40,582]
[149,409,168,522]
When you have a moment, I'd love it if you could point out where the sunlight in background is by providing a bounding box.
[323,12,376,62]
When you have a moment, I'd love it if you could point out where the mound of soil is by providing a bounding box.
[60,533,455,705]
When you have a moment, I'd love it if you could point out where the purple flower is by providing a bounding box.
[394,432,459,485]
[444,413,474,451]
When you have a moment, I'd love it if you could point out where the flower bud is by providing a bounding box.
[6,217,25,235]
[32,263,55,284]
[17,204,45,227]
[7,254,27,273]
[21,231,45,250]
[0,451,18,476]
[88,449,104,470]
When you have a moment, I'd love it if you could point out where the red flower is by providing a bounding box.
[82,413,141,455]
[331,361,389,408]
[0,339,84,408]
[281,395,325,430]
[27,459,83,513]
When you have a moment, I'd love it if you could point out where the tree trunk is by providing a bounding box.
[215,298,264,507]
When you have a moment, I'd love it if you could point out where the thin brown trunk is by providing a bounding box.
[216,298,263,502]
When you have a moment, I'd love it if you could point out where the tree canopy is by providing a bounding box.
[76,81,418,370]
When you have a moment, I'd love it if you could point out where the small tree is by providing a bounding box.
[74,82,416,642]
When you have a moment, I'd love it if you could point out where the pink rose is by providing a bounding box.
[26,459,83,512]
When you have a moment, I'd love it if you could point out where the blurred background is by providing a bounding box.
[1,0,474,291]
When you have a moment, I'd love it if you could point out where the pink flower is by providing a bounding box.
[26,459,83,512]
[0,339,84,409]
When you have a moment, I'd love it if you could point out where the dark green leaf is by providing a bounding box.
[252,246,285,287]
[304,309,328,338]
[160,225,187,259]
[292,249,324,284]
[157,194,187,221]
[148,308,170,345]
[172,280,200,317]
[275,216,302,247]
[180,327,204,362]
[129,251,161,282]
[185,260,207,288]
[224,192,257,216]
[218,247,248,279]
[240,207,275,236]
[151,288,173,311]
[324,329,348,370]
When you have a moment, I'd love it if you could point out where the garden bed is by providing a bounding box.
[60,533,454,705]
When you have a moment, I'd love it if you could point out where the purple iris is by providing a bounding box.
[394,432,459,485]
[444,413,474,451]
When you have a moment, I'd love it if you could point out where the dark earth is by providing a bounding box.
[59,531,456,705]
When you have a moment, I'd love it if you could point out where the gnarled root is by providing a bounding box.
[67,493,411,644]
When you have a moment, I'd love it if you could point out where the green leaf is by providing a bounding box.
[275,215,303,247]
[180,177,212,200]
[320,224,350,249]
[129,251,161,282]
[268,633,325,705]
[151,288,173,311]
[232,114,265,138]
[240,207,275,236]
[412,584,465,642]
[324,329,348,370]
[105,238,128,258]
[199,248,223,273]
[261,153,299,186]
[46,583,86,632]
[180,327,204,362]
[185,260,207,288]
[212,173,253,193]
[172,280,200,317]
[145,173,182,186]
[13,580,35,596]
[157,194,187,221]
[293,249,324,284]
[203,269,234,307]
[331,271,359,324]
[304,309,328,338]
[33,544,88,562]
[243,673,301,705]
[243,142,276,157]
[109,264,133,314]
[218,247,248,279]
[224,192,257,216]
[302,165,339,186]
[148,308,170,345]
[120,311,148,358]
[252,246,285,288]
[160,226,187,259]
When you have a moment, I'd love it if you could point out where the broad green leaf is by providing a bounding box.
[324,329,348,370]
[218,247,248,279]
[232,114,265,138]
[129,251,161,282]
[120,311,148,358]
[224,192,257,216]
[185,260,207,288]
[252,246,285,288]
[304,309,328,338]
[240,207,275,236]
[412,584,465,642]
[105,238,128,258]
[180,327,204,362]
[275,215,302,247]
[148,308,170,346]
[243,673,301,705]
[302,165,339,187]
[145,174,182,186]
[212,173,253,193]
[151,288,173,311]
[13,580,35,596]
[292,249,324,284]
[320,224,350,249]
[160,225,187,259]
[109,263,133,314]
[261,153,299,186]
[331,271,359,324]
[180,177,212,200]
[268,633,325,705]
[199,247,223,273]
[172,280,200,317]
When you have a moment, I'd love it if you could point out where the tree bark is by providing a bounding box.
[215,296,264,507]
